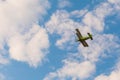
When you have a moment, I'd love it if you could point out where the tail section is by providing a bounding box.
[87,33,93,40]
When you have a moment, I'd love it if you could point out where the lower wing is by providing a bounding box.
[81,40,89,47]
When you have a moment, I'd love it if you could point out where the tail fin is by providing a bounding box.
[87,33,93,40]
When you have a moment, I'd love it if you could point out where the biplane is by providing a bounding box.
[75,28,93,47]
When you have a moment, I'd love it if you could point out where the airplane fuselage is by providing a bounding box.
[77,36,90,41]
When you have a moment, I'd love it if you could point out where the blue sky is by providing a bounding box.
[0,0,120,80]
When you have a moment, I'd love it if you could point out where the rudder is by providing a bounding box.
[87,33,93,40]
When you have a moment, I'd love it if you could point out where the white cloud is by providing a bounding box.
[8,25,49,67]
[46,10,77,49]
[44,0,120,79]
[108,0,120,4]
[0,0,50,67]
[44,60,95,80]
[71,9,88,18]
[58,0,71,9]
[95,62,120,80]
[82,12,104,32]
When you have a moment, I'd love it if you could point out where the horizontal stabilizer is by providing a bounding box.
[87,33,93,40]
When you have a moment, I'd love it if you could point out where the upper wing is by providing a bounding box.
[81,40,89,47]
[76,28,82,38]
[76,33,81,39]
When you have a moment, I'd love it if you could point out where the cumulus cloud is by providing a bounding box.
[44,0,120,79]
[58,0,71,9]
[8,25,49,67]
[44,60,95,80]
[0,0,50,67]
[46,10,76,49]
